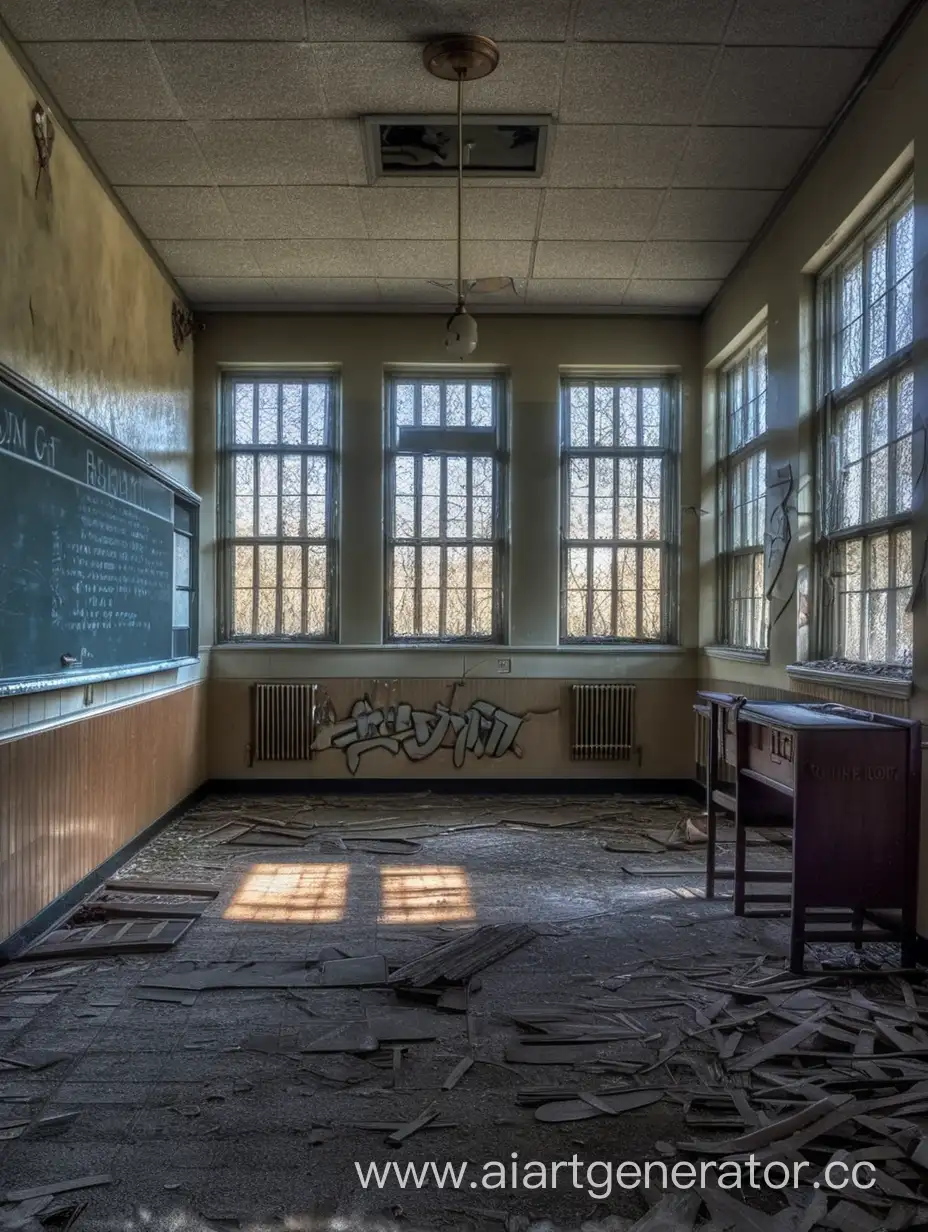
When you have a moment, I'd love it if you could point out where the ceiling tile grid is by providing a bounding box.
[1,0,911,312]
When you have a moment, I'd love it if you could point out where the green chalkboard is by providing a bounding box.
[0,370,194,690]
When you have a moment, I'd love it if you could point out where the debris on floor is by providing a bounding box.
[1,790,925,1232]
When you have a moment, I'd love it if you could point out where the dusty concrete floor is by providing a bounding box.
[0,793,851,1231]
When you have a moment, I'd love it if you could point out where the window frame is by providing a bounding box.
[218,370,339,644]
[558,374,680,645]
[717,330,769,652]
[814,176,915,667]
[384,370,508,644]
[172,496,198,659]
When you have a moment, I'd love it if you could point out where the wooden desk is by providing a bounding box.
[695,693,921,972]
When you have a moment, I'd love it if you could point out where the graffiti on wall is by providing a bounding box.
[320,697,527,775]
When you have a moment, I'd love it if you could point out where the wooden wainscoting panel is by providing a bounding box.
[0,684,206,944]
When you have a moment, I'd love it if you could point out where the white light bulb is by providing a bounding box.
[444,308,478,358]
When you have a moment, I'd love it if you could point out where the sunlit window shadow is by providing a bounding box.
[379,865,475,925]
[224,863,349,923]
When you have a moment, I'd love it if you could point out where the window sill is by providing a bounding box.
[211,641,691,655]
[703,645,769,665]
[786,662,913,700]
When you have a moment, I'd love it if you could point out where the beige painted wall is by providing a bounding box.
[699,9,928,919]
[196,312,703,779]
[0,38,193,484]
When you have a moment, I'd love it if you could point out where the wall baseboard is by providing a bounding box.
[0,782,211,964]
[208,776,705,798]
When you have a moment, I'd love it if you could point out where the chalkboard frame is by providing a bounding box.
[0,361,200,698]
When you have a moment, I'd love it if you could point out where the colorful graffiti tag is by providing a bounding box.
[322,697,526,775]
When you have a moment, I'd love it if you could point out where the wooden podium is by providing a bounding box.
[695,692,921,972]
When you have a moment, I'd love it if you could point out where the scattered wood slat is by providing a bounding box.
[535,1088,664,1122]
[5,1176,112,1203]
[103,880,218,897]
[727,1011,827,1072]
[388,924,536,988]
[387,1102,440,1145]
[442,1056,474,1091]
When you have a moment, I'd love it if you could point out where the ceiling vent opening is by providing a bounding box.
[363,114,551,180]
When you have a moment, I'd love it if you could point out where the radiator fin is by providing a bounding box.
[570,683,636,761]
[253,683,316,763]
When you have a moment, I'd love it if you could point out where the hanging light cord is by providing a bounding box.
[456,67,465,308]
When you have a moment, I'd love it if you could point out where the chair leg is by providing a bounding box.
[790,900,806,974]
[733,816,746,916]
[705,704,719,901]
[851,906,864,951]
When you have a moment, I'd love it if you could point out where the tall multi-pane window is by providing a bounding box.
[816,179,914,666]
[718,332,768,650]
[560,376,678,642]
[385,373,505,642]
[220,374,337,640]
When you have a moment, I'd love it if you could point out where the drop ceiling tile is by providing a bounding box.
[540,189,663,241]
[21,42,181,119]
[675,126,820,189]
[305,0,572,40]
[635,240,746,279]
[561,45,716,124]
[526,279,629,305]
[179,276,275,304]
[652,189,780,241]
[727,0,909,46]
[0,0,145,39]
[358,187,540,240]
[75,121,215,185]
[248,239,377,277]
[117,186,241,238]
[189,120,366,184]
[370,241,533,280]
[270,278,380,303]
[575,0,732,42]
[700,47,871,127]
[154,239,261,276]
[533,241,640,279]
[547,125,687,188]
[624,278,722,309]
[221,187,365,238]
[314,42,565,118]
[153,42,326,119]
[134,0,306,39]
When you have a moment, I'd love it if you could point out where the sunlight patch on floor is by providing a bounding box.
[224,862,349,923]
[379,864,475,924]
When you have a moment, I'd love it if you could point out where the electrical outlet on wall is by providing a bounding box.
[496,658,511,674]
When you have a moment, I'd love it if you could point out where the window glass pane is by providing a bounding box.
[569,386,589,447]
[174,532,190,588]
[306,385,328,445]
[641,386,661,447]
[257,383,278,443]
[234,383,254,443]
[281,384,302,444]
[593,385,614,447]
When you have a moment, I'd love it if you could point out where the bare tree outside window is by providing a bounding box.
[718,332,768,650]
[385,374,505,642]
[816,180,915,667]
[220,374,337,641]
[560,377,678,643]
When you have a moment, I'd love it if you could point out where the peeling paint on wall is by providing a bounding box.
[315,696,528,775]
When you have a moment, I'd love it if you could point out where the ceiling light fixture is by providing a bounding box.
[423,35,500,359]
